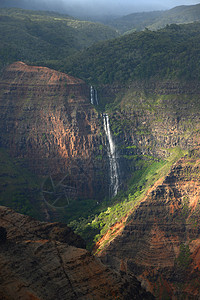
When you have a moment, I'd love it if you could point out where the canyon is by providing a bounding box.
[0,61,200,298]
[96,148,200,298]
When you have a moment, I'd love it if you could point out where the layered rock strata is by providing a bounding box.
[107,82,200,182]
[0,62,108,200]
[0,206,154,300]
[97,148,200,298]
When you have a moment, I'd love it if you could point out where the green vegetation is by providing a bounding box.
[68,147,187,250]
[0,8,118,70]
[182,196,190,219]
[149,4,200,31]
[106,10,164,33]
[0,147,42,219]
[1,7,200,89]
[125,147,187,201]
[176,243,192,271]
[106,3,200,34]
[55,22,200,85]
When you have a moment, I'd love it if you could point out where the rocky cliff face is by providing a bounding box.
[1,61,200,298]
[1,63,199,205]
[0,62,109,203]
[0,205,154,300]
[106,80,200,186]
[96,148,200,298]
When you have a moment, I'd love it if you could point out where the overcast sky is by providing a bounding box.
[1,0,200,16]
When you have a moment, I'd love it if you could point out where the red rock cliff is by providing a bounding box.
[0,62,107,200]
[0,206,154,300]
[96,148,200,299]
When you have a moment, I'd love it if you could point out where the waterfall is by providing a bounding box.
[103,114,119,197]
[90,86,94,105]
[90,86,98,105]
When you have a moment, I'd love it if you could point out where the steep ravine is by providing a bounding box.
[96,148,200,298]
[1,63,199,208]
[0,62,200,299]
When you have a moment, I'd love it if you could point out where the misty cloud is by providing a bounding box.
[1,0,200,17]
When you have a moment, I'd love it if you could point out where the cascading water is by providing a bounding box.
[90,86,98,105]
[103,114,119,197]
[90,86,94,105]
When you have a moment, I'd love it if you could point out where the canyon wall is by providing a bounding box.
[105,80,200,185]
[0,62,200,298]
[97,148,200,298]
[94,81,200,298]
[0,206,154,300]
[0,62,109,202]
[1,63,199,204]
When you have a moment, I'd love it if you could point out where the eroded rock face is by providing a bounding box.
[97,148,200,299]
[0,206,154,300]
[106,80,200,183]
[1,62,199,203]
[0,62,108,200]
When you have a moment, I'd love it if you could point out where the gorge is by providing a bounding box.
[0,7,200,299]
[0,60,199,298]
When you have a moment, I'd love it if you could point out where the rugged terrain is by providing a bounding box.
[96,148,200,298]
[0,62,108,203]
[0,61,200,299]
[0,4,200,299]
[0,205,154,300]
[111,79,200,160]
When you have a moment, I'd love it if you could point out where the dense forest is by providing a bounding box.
[0,8,118,70]
[46,22,200,85]
[1,7,200,87]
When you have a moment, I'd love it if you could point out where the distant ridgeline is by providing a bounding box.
[105,3,200,33]
[0,7,118,70]
[1,7,200,86]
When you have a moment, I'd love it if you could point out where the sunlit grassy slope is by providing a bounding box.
[68,147,187,250]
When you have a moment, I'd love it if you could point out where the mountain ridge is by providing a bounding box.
[106,3,200,33]
[54,22,200,88]
[0,7,118,70]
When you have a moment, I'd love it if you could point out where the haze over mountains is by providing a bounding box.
[106,3,200,32]
[2,2,200,70]
[0,0,200,18]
